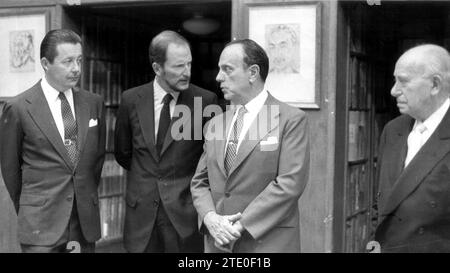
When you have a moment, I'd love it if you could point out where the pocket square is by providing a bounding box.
[89,119,98,127]
[261,136,278,145]
[260,136,278,151]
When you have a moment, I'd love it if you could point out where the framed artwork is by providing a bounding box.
[248,2,321,109]
[0,8,50,99]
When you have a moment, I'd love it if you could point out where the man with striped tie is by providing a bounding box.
[0,29,106,253]
[191,39,310,253]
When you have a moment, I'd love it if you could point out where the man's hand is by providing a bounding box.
[213,220,246,252]
[204,211,242,246]
[232,220,245,233]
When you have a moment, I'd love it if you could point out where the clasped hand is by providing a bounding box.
[204,211,243,248]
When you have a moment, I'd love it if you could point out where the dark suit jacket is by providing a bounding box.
[191,94,310,253]
[114,81,217,252]
[375,109,450,252]
[0,81,106,246]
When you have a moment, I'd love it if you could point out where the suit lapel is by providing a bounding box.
[382,109,450,216]
[73,88,90,163]
[26,83,74,170]
[378,117,411,216]
[227,94,280,176]
[136,82,159,162]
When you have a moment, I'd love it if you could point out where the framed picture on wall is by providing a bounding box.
[248,2,321,109]
[0,8,50,100]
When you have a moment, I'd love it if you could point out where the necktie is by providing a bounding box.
[59,92,79,164]
[404,122,427,168]
[224,106,247,176]
[156,93,173,155]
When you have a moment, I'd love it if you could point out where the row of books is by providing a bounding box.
[348,111,369,162]
[83,16,124,62]
[87,59,122,107]
[99,154,126,197]
[373,67,391,111]
[345,214,369,253]
[348,57,372,109]
[99,154,126,240]
[346,163,369,217]
[348,4,367,55]
[100,196,125,239]
[105,108,117,153]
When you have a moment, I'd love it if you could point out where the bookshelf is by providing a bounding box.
[80,14,131,244]
[342,4,392,253]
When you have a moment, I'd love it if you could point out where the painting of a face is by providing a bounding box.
[9,30,35,72]
[266,24,300,74]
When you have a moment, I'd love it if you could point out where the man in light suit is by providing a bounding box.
[0,29,106,253]
[114,30,217,253]
[190,39,310,253]
[375,44,450,252]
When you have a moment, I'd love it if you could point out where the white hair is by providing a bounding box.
[403,44,450,91]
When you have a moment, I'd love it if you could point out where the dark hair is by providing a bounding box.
[225,39,269,82]
[40,29,82,63]
[149,30,190,66]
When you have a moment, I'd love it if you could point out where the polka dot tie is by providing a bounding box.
[59,92,79,165]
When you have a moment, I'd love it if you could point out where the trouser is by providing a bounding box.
[21,199,95,253]
[144,202,203,253]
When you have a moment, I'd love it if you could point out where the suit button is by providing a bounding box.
[430,201,437,208]
[66,196,73,202]
[225,192,230,198]
[418,227,425,235]
[153,200,159,207]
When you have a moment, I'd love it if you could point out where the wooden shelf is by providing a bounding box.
[348,158,368,166]
[349,107,370,112]
[99,192,124,199]
[346,208,369,220]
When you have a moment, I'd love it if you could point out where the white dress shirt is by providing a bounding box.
[404,98,450,167]
[41,76,76,142]
[225,90,268,154]
[153,78,180,141]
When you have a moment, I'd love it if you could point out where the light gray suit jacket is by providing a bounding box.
[191,93,310,253]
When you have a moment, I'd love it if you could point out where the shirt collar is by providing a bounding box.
[416,97,450,133]
[242,90,268,115]
[41,76,72,102]
[153,77,180,104]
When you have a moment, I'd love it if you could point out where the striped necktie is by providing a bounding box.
[224,106,247,176]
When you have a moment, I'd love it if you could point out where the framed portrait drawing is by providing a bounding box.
[247,2,321,109]
[0,8,50,99]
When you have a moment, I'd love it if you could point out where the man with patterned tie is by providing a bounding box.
[114,30,217,253]
[0,29,106,253]
[190,39,310,253]
[375,44,450,252]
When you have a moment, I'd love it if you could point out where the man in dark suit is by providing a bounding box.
[375,44,450,252]
[0,29,106,253]
[190,39,310,253]
[114,30,217,253]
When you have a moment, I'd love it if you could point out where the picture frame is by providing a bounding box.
[0,8,50,100]
[247,2,321,109]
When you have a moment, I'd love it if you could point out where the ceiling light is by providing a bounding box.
[182,15,220,35]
